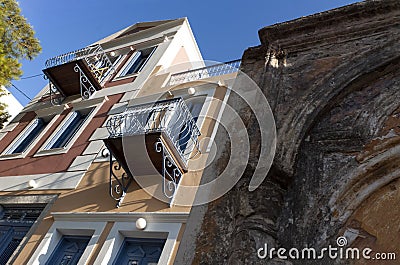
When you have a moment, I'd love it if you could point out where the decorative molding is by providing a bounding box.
[68,154,97,172]
[35,98,105,157]
[88,127,109,141]
[0,195,57,265]
[259,0,400,51]
[94,221,182,265]
[82,140,104,155]
[0,171,86,191]
[71,95,108,110]
[0,194,57,204]
[99,19,181,51]
[0,122,18,133]
[34,104,68,117]
[27,221,106,265]
[51,212,189,223]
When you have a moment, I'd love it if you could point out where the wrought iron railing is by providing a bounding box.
[106,98,201,165]
[44,44,115,84]
[168,59,241,86]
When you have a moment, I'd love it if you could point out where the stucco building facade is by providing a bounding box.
[0,18,239,264]
[0,0,399,264]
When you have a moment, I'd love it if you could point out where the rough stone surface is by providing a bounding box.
[175,1,400,264]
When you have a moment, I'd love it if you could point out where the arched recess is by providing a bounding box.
[279,53,400,250]
[273,38,400,177]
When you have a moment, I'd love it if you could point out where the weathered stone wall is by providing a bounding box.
[175,1,400,264]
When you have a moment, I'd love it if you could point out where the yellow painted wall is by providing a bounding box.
[4,75,234,264]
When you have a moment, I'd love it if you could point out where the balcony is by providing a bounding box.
[103,98,201,207]
[43,44,115,103]
[168,59,241,86]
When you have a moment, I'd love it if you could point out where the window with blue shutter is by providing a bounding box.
[113,238,166,265]
[44,109,92,150]
[45,235,91,265]
[0,204,45,265]
[119,47,156,77]
[5,118,47,154]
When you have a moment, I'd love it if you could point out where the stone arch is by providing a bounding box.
[265,22,400,178]
[276,41,400,177]
[279,51,400,251]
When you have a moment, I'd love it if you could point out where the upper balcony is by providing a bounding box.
[43,44,115,103]
[103,98,201,206]
[168,59,241,86]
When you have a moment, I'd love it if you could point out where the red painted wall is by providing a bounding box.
[0,94,122,176]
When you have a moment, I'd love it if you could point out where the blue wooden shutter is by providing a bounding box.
[121,51,142,76]
[45,111,80,149]
[45,236,91,265]
[113,238,166,265]
[0,204,45,265]
[6,118,46,154]
[45,109,91,150]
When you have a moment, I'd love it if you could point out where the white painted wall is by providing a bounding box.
[0,86,23,125]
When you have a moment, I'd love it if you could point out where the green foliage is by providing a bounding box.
[0,0,41,127]
[0,104,10,129]
[0,0,41,86]
[0,89,10,129]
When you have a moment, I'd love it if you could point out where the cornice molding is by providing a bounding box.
[259,0,400,52]
[51,212,189,223]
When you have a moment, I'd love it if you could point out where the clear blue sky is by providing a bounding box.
[11,0,360,106]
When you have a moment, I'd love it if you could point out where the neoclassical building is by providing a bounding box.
[0,18,240,264]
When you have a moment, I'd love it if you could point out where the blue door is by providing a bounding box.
[0,227,27,265]
[0,205,45,265]
[45,236,90,265]
[113,238,166,265]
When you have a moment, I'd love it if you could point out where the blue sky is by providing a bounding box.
[11,0,360,105]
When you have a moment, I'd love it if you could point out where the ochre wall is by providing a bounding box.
[3,80,230,264]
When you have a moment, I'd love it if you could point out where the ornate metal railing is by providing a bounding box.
[168,59,241,86]
[47,80,65,105]
[106,98,201,166]
[107,151,132,208]
[45,44,115,84]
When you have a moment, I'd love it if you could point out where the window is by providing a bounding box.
[93,220,180,264]
[113,238,166,265]
[118,47,156,77]
[44,109,92,150]
[0,204,45,265]
[178,96,206,151]
[27,219,104,265]
[4,118,48,155]
[45,235,90,265]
